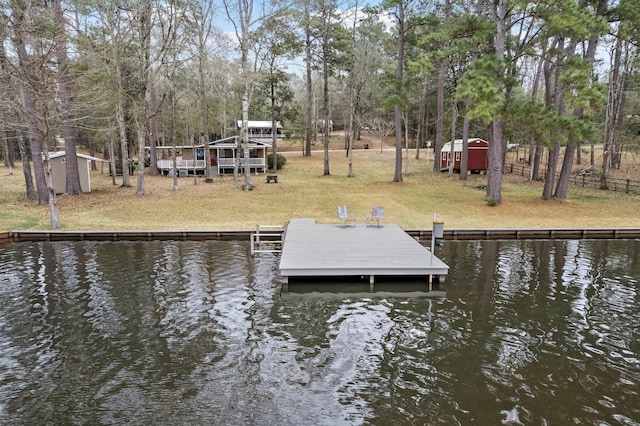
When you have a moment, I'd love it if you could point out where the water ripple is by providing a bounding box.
[0,240,639,424]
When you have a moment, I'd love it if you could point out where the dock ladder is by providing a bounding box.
[250,225,284,255]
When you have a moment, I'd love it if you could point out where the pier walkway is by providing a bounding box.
[278,218,449,284]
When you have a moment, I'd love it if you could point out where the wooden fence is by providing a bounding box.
[505,163,640,195]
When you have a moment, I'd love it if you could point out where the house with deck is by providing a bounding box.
[237,120,284,142]
[153,136,271,177]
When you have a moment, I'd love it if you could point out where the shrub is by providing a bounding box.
[268,153,287,170]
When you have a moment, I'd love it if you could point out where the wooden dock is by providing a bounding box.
[278,218,449,284]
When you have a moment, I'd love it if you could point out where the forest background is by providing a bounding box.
[0,0,639,230]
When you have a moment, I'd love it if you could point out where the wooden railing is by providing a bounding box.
[157,159,205,170]
[155,158,265,170]
[217,158,266,168]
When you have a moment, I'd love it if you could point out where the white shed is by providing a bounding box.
[48,151,107,194]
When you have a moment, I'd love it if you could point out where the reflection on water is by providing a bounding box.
[0,239,638,424]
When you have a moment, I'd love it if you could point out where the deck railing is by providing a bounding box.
[217,158,266,168]
[157,159,205,170]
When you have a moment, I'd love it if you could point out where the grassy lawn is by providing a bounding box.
[2,147,640,231]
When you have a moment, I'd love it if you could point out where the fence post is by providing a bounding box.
[626,179,630,194]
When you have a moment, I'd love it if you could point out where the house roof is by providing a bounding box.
[209,139,271,148]
[441,138,488,152]
[48,151,108,162]
[236,120,283,128]
[152,136,271,150]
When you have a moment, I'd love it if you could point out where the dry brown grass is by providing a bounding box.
[2,140,640,231]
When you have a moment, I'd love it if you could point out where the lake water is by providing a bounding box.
[0,239,638,425]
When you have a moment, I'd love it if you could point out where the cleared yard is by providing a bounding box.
[2,143,640,231]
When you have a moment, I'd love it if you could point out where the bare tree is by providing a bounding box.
[555,0,608,198]
[132,0,182,196]
[0,14,15,176]
[602,31,631,188]
[11,1,60,226]
[188,0,216,182]
[52,0,82,195]
[91,0,135,187]
[224,0,258,189]
[391,0,405,182]
[310,0,339,176]
[304,3,313,157]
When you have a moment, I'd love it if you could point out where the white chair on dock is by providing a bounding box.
[366,206,384,228]
[337,205,356,227]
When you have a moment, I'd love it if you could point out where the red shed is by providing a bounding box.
[440,138,488,173]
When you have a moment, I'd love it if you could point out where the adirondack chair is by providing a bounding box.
[337,205,356,227]
[366,206,384,228]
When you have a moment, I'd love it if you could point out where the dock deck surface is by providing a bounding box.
[279,218,449,281]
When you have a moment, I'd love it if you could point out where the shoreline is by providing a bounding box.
[4,227,640,245]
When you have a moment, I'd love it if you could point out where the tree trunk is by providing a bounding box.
[304,8,313,157]
[18,136,36,200]
[460,115,470,180]
[108,136,117,186]
[416,79,428,160]
[448,99,457,178]
[554,145,574,198]
[531,142,541,181]
[556,0,606,198]
[148,80,160,176]
[347,7,357,178]
[52,0,82,195]
[12,5,48,205]
[194,1,213,182]
[0,19,12,175]
[486,121,504,204]
[393,0,404,182]
[135,114,147,195]
[135,0,152,196]
[486,0,507,205]
[393,102,402,181]
[403,110,409,176]
[116,63,130,187]
[0,122,13,175]
[271,77,278,174]
[42,151,61,229]
[242,82,253,189]
[322,26,330,177]
[433,60,446,173]
[171,90,178,191]
[602,33,627,188]
[528,49,544,182]
[542,38,565,200]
